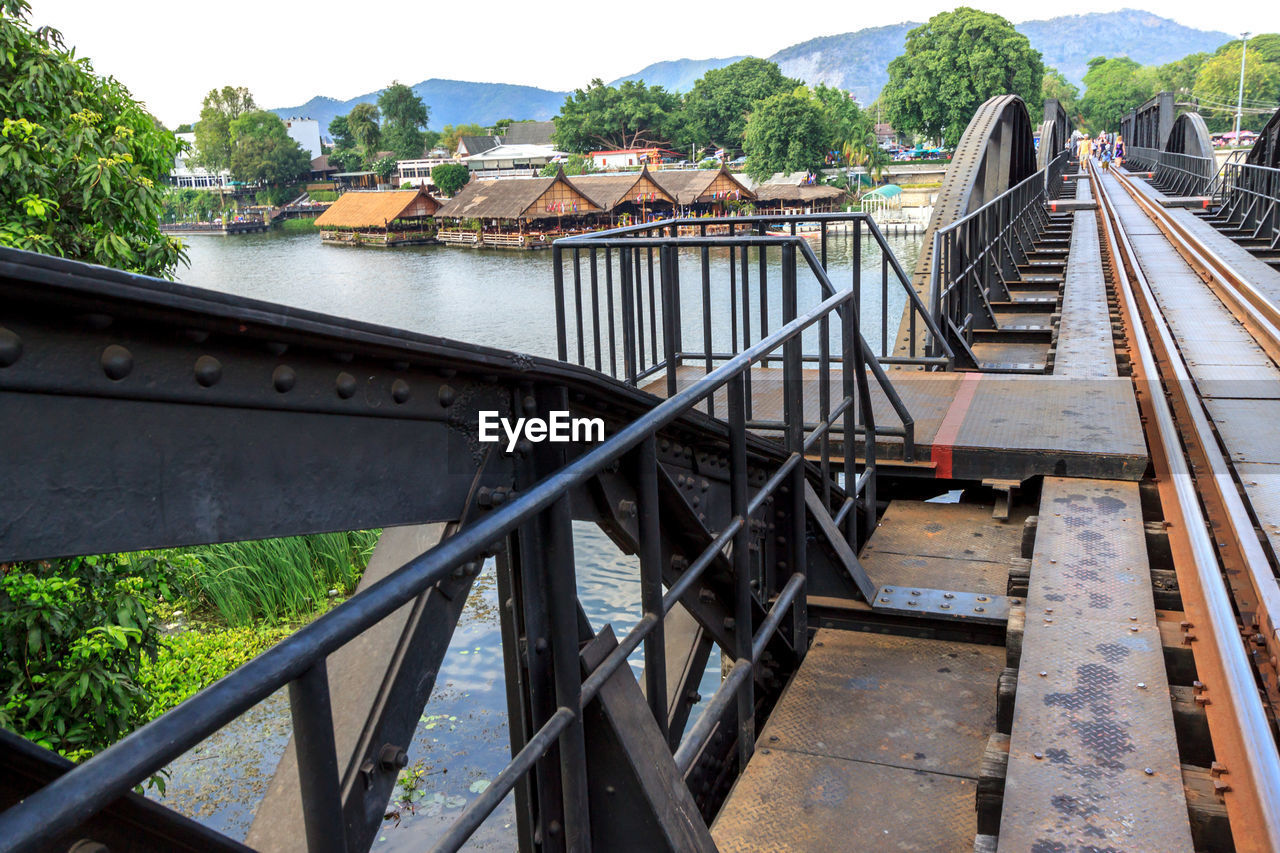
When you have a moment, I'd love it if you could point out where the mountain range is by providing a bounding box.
[271,10,1234,135]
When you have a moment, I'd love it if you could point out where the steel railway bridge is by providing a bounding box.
[3,92,1280,852]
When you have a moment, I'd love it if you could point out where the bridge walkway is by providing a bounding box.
[1125,168,1280,297]
[711,494,1021,852]
[1050,173,1116,378]
[646,366,1146,481]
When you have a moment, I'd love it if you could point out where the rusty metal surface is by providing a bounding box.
[1000,477,1194,852]
[711,748,978,853]
[1055,209,1118,377]
[872,585,1010,625]
[864,499,1025,564]
[1101,166,1280,851]
[755,629,1001,777]
[859,550,1011,597]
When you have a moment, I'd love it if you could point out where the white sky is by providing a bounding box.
[31,0,1280,127]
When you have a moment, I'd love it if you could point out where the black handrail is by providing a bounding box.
[1207,161,1280,252]
[0,231,881,853]
[552,212,940,461]
[928,162,1056,366]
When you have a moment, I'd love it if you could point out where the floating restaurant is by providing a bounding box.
[573,168,677,225]
[434,169,603,249]
[313,187,441,247]
[751,180,846,215]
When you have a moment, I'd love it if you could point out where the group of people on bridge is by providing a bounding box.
[1073,128,1125,170]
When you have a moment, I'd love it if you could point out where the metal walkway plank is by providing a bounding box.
[999,477,1194,852]
[1054,203,1117,378]
[712,629,1001,852]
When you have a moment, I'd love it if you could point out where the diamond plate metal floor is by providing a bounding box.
[999,477,1194,851]
[1054,193,1118,378]
[711,629,1001,852]
[860,499,1026,597]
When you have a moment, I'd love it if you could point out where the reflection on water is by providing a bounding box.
[158,230,922,847]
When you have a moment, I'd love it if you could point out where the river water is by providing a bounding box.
[156,229,922,848]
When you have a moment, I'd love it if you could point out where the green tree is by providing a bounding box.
[431,162,471,196]
[813,83,874,154]
[489,118,515,136]
[328,114,355,150]
[1079,57,1158,133]
[743,89,830,181]
[883,8,1044,146]
[552,79,681,152]
[192,85,256,173]
[1194,40,1280,132]
[378,81,430,159]
[228,110,311,185]
[682,58,800,152]
[174,122,194,133]
[439,123,487,153]
[346,102,382,164]
[1155,53,1210,97]
[1041,67,1081,122]
[0,0,184,277]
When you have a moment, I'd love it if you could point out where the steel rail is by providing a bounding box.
[1095,169,1280,850]
[1112,167,1280,364]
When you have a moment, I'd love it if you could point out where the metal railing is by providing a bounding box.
[1149,150,1216,197]
[551,213,952,462]
[1206,161,1280,252]
[1124,145,1160,171]
[0,228,883,852]
[929,160,1057,366]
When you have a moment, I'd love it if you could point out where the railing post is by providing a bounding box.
[780,243,807,657]
[727,373,755,771]
[554,245,567,361]
[620,246,636,384]
[701,244,714,415]
[573,248,585,366]
[544,490,591,853]
[660,244,678,397]
[288,662,348,853]
[841,293,859,550]
[633,435,670,745]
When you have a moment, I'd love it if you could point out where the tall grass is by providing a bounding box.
[178,531,380,627]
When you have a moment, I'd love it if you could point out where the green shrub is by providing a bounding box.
[309,190,339,202]
[138,623,295,718]
[175,531,378,627]
[0,554,168,762]
[281,217,318,232]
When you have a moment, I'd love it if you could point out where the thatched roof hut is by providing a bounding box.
[752,183,846,205]
[435,172,602,222]
[314,187,440,230]
[573,168,676,211]
[652,167,754,206]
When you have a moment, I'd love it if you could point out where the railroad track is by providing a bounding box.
[1094,164,1280,849]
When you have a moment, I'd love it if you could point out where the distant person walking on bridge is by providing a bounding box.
[1115,135,1125,166]
[1078,133,1092,167]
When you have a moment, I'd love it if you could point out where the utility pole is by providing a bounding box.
[1235,32,1251,139]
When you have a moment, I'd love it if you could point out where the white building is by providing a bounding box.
[170,132,229,190]
[283,118,323,160]
[461,144,564,177]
